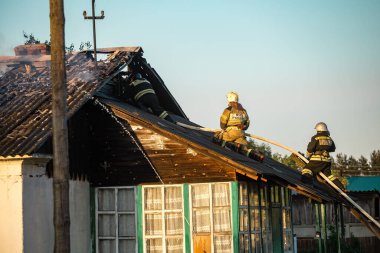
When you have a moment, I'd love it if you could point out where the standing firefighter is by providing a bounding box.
[127,73,175,123]
[213,91,264,162]
[302,122,345,190]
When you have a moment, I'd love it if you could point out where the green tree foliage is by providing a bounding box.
[370,150,380,169]
[247,139,272,157]
[272,153,298,170]
[358,155,368,167]
[22,32,91,53]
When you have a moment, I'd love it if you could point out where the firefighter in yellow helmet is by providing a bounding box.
[213,92,264,162]
[301,122,345,190]
[219,91,250,144]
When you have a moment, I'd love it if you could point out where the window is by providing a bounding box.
[239,181,261,253]
[96,187,137,253]
[281,188,293,253]
[191,182,232,253]
[238,182,272,253]
[260,184,272,253]
[143,185,184,253]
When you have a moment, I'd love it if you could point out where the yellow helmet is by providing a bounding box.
[226,91,239,102]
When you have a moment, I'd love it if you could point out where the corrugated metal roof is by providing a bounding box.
[0,48,141,157]
[347,176,380,192]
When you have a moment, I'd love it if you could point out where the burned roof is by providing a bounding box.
[0,47,186,157]
[1,45,334,202]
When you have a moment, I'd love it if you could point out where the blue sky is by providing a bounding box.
[1,0,379,160]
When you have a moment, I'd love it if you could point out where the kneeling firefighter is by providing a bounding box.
[301,122,345,190]
[213,91,264,162]
[127,73,175,123]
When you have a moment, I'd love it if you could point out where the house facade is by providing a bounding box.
[0,46,350,253]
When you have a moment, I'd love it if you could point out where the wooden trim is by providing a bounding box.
[110,107,256,179]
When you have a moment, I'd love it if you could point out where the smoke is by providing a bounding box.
[0,33,14,56]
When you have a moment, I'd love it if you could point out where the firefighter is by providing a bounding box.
[213,91,264,162]
[127,73,175,123]
[301,122,345,190]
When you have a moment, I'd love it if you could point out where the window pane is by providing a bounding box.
[248,183,259,206]
[98,189,115,211]
[98,214,116,237]
[165,212,183,235]
[192,185,209,207]
[118,214,135,237]
[146,238,162,253]
[119,239,136,253]
[239,182,248,206]
[260,186,267,207]
[251,233,261,253]
[165,187,182,209]
[239,234,249,253]
[166,237,183,253]
[250,208,260,231]
[239,209,248,231]
[99,239,115,253]
[145,188,162,210]
[118,188,135,212]
[213,208,231,232]
[213,183,230,207]
[145,214,162,235]
[192,209,210,233]
[214,235,232,253]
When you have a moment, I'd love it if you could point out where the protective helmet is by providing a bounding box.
[226,91,239,103]
[314,122,328,132]
[134,73,142,79]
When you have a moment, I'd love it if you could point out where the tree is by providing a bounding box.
[272,153,298,170]
[358,155,368,167]
[247,139,272,157]
[370,150,380,169]
[22,31,91,52]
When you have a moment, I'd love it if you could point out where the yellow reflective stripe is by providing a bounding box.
[328,175,336,180]
[302,169,313,176]
[130,79,149,87]
[315,136,331,140]
[246,149,252,157]
[159,111,169,119]
[310,155,331,162]
[226,126,239,131]
[134,88,155,100]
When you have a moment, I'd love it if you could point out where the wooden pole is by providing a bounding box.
[50,0,70,252]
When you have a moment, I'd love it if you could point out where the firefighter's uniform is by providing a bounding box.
[219,103,250,145]
[302,132,345,190]
[128,76,174,123]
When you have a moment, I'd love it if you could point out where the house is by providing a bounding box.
[292,176,380,253]
[0,45,373,253]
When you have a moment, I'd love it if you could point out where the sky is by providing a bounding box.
[0,0,379,160]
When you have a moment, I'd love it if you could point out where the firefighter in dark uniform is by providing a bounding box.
[302,122,345,190]
[213,91,264,162]
[128,73,175,123]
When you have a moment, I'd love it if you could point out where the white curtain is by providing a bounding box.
[145,187,162,210]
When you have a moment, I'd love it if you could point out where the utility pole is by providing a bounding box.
[83,0,105,67]
[50,0,70,252]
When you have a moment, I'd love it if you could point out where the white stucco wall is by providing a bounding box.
[0,157,91,253]
[0,159,24,253]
